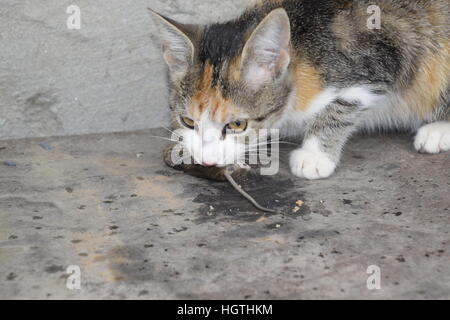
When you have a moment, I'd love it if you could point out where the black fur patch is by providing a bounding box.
[199,14,262,83]
[200,22,249,67]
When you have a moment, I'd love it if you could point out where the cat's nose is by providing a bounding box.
[202,161,217,167]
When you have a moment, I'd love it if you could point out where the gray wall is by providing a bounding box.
[0,0,248,140]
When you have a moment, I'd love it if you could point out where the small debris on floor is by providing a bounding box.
[38,142,53,151]
[255,216,267,223]
[3,161,17,167]
[296,200,305,207]
[292,200,305,213]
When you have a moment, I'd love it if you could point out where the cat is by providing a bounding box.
[151,0,450,180]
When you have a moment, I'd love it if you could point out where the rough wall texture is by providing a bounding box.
[0,0,249,140]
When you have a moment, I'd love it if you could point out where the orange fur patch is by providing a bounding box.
[189,63,235,123]
[294,59,323,111]
[425,3,446,27]
[228,56,242,82]
[404,40,450,118]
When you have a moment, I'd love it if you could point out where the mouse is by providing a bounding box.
[163,144,251,182]
[163,144,282,215]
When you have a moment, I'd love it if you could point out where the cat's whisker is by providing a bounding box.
[246,153,289,157]
[149,135,179,143]
[274,141,301,147]
[245,148,291,154]
[245,141,300,148]
[268,141,299,146]
[161,126,182,139]
[243,151,286,156]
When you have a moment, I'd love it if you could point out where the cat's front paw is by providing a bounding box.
[414,122,450,154]
[290,148,337,180]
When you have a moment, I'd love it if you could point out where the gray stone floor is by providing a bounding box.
[0,129,449,299]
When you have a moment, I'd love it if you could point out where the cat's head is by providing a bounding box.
[152,8,294,166]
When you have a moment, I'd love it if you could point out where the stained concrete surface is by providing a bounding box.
[0,129,449,299]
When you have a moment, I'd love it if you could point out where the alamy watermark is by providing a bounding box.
[367,265,382,290]
[67,5,81,30]
[66,265,82,290]
[367,5,381,30]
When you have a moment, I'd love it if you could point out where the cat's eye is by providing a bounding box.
[226,120,248,133]
[180,116,195,129]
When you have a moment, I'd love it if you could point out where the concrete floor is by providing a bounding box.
[0,129,449,299]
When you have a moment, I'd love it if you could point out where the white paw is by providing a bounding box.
[414,122,450,154]
[290,148,337,180]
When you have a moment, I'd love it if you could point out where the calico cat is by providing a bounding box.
[151,0,450,180]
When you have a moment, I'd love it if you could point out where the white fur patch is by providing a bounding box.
[358,93,422,132]
[339,86,382,106]
[289,137,337,180]
[302,86,382,121]
[279,86,385,138]
[414,122,450,154]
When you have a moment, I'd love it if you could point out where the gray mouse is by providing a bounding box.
[163,144,281,214]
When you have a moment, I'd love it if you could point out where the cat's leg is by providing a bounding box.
[414,121,450,154]
[290,99,363,180]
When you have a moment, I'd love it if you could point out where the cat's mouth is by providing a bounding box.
[195,157,242,169]
[201,162,219,168]
[189,148,245,168]
[189,153,227,168]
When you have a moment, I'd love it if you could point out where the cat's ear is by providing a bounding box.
[149,9,196,79]
[241,8,291,90]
